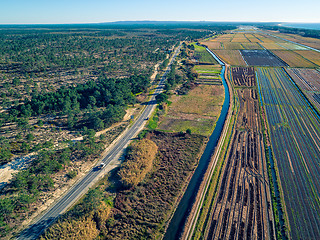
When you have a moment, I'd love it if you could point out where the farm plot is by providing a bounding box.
[286,68,320,110]
[253,34,276,43]
[277,42,308,50]
[158,83,224,136]
[231,67,256,87]
[202,88,274,240]
[194,65,222,85]
[272,32,320,50]
[271,50,318,68]
[260,42,287,50]
[202,41,224,50]
[211,34,233,42]
[241,43,264,50]
[240,50,288,67]
[244,34,262,43]
[223,43,244,50]
[293,50,320,66]
[256,67,320,240]
[212,50,247,66]
[192,44,219,64]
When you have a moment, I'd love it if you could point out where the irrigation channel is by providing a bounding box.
[163,48,230,239]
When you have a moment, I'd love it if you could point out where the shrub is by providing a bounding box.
[67,170,77,179]
[118,139,158,187]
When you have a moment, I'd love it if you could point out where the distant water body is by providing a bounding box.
[282,23,320,30]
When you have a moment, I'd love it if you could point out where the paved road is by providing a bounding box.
[17,44,181,240]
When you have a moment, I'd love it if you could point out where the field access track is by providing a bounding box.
[256,67,320,239]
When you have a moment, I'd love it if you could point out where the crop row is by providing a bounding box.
[256,67,320,239]
[203,89,274,240]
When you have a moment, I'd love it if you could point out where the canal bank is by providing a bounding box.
[163,48,232,240]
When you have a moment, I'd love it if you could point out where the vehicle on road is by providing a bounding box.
[97,162,105,169]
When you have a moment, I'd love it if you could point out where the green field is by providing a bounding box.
[192,43,219,64]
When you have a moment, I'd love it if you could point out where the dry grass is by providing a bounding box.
[201,41,224,49]
[293,50,320,66]
[158,85,224,136]
[271,50,318,68]
[260,42,286,50]
[245,34,262,43]
[223,43,244,50]
[118,139,158,187]
[241,43,264,50]
[40,201,110,240]
[213,50,247,66]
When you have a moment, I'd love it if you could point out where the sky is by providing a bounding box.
[0,0,319,24]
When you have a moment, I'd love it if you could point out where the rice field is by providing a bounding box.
[244,33,262,43]
[293,50,320,65]
[277,42,308,50]
[256,67,320,240]
[240,50,287,67]
[286,68,320,110]
[260,42,287,50]
[212,50,247,66]
[240,42,264,50]
[223,42,244,50]
[271,50,318,68]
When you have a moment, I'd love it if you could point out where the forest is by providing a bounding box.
[261,25,320,39]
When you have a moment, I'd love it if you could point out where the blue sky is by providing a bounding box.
[0,0,319,24]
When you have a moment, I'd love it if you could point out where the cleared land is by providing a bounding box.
[158,84,224,136]
[199,84,274,239]
[240,50,288,67]
[257,67,320,239]
[231,67,256,87]
[211,50,247,66]
[271,50,318,68]
[286,68,320,110]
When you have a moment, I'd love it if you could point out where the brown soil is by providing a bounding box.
[202,88,275,239]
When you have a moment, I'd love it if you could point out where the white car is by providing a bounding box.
[97,162,105,169]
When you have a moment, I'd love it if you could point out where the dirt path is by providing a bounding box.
[0,153,36,190]
[0,107,137,192]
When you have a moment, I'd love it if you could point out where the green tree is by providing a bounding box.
[155,93,168,104]
[0,198,14,223]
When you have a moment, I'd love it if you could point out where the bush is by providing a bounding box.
[118,139,158,187]
[67,170,77,179]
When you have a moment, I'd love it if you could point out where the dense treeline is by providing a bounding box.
[0,22,237,31]
[0,31,167,73]
[261,25,320,39]
[11,74,150,129]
